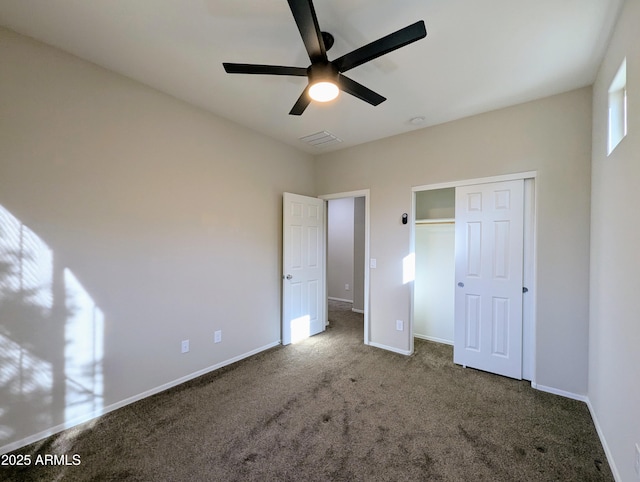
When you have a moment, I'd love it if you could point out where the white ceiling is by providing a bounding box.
[0,0,624,154]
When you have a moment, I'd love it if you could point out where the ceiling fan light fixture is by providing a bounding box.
[222,0,427,116]
[309,81,339,102]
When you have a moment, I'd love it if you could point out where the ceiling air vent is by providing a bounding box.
[299,131,342,149]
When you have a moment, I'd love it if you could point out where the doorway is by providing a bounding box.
[411,173,536,381]
[320,190,370,345]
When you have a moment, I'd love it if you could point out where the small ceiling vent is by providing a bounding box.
[299,131,343,149]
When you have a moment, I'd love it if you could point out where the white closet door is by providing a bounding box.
[454,180,524,379]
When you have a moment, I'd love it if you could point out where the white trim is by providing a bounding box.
[523,178,538,383]
[409,189,416,354]
[414,334,454,346]
[320,189,370,201]
[319,189,370,345]
[531,383,587,402]
[412,171,537,193]
[586,398,622,482]
[0,341,280,455]
[351,308,364,314]
[328,296,353,303]
[369,341,412,356]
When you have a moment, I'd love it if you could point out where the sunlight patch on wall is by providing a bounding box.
[0,205,55,444]
[0,334,53,440]
[403,253,416,284]
[64,269,104,422]
[0,204,104,447]
[0,206,53,310]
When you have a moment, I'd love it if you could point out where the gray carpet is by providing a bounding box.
[1,300,613,481]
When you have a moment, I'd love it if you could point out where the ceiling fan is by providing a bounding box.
[222,0,427,115]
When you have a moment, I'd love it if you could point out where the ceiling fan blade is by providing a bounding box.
[289,86,312,115]
[333,20,427,73]
[223,63,308,76]
[287,0,327,63]
[337,74,386,106]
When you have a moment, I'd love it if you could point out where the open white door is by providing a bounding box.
[454,180,524,379]
[282,193,326,345]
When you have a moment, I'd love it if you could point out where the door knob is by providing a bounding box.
[457,282,464,287]
[286,274,293,280]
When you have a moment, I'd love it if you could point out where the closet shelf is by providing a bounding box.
[415,218,455,225]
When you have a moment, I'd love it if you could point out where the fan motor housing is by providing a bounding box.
[307,62,339,82]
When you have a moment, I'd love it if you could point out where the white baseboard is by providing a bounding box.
[0,340,281,455]
[351,308,364,314]
[530,383,587,402]
[414,334,454,346]
[328,297,353,303]
[585,398,621,482]
[368,341,412,356]
[0,409,107,455]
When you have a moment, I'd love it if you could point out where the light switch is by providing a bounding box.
[370,258,377,269]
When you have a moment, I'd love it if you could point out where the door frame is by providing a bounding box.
[319,189,371,345]
[410,171,537,383]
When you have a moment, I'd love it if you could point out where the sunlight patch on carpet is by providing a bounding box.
[291,315,311,343]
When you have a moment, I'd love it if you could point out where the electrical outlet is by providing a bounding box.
[214,330,222,343]
[181,339,189,353]
[345,283,350,291]
[634,442,640,478]
[396,320,404,331]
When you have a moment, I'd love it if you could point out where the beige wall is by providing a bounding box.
[353,196,366,312]
[315,87,592,394]
[589,1,640,480]
[327,198,355,302]
[0,28,315,450]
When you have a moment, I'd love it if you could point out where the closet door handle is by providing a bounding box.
[457,282,464,287]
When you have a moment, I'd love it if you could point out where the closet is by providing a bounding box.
[413,188,455,344]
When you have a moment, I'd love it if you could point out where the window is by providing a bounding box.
[608,58,627,155]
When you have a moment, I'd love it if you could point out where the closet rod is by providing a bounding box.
[415,218,455,225]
